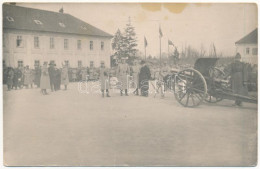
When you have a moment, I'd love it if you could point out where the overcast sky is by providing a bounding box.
[17,3,257,57]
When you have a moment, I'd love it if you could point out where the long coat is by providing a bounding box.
[24,69,33,85]
[34,67,41,87]
[139,65,151,92]
[131,65,140,88]
[230,60,248,96]
[40,66,51,89]
[61,67,69,85]
[100,67,110,90]
[7,69,14,86]
[117,63,130,90]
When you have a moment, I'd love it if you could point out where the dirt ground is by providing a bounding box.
[3,82,257,166]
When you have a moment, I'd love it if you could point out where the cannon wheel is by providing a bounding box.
[174,68,207,107]
[204,67,225,103]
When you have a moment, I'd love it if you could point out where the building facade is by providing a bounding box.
[235,28,258,64]
[3,4,112,68]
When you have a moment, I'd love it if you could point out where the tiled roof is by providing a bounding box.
[235,28,258,44]
[3,4,113,38]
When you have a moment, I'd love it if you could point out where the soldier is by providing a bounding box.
[230,53,248,106]
[80,67,88,81]
[139,60,151,97]
[159,61,170,97]
[23,65,33,88]
[6,67,14,91]
[40,62,51,95]
[48,62,56,92]
[100,61,110,97]
[61,63,69,90]
[13,68,22,90]
[34,65,41,88]
[131,60,140,95]
[117,57,130,96]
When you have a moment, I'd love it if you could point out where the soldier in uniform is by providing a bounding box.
[117,57,130,96]
[7,67,14,91]
[131,60,140,95]
[61,63,69,90]
[34,65,41,88]
[230,53,248,106]
[13,68,22,90]
[100,61,111,97]
[139,60,151,97]
[48,63,56,91]
[159,62,170,97]
[80,67,88,81]
[24,65,33,88]
[40,62,51,95]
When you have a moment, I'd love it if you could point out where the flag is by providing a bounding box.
[144,36,148,47]
[159,26,163,38]
[168,40,174,46]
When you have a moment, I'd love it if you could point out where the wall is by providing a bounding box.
[236,43,258,65]
[3,29,112,68]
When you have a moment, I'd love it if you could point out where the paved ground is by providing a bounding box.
[3,82,257,166]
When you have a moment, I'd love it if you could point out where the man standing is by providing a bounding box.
[48,62,56,92]
[230,53,248,106]
[7,67,14,91]
[100,61,110,97]
[24,65,33,88]
[139,60,151,97]
[34,65,41,88]
[61,63,69,90]
[159,61,170,97]
[131,60,140,95]
[40,62,51,95]
[117,57,130,96]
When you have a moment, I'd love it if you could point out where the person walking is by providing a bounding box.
[40,62,51,95]
[117,57,130,96]
[61,63,69,90]
[139,60,151,97]
[100,61,110,97]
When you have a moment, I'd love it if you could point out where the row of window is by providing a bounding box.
[16,60,98,68]
[15,36,105,51]
[246,47,258,55]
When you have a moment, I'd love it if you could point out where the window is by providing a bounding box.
[101,41,104,50]
[65,60,69,67]
[34,36,39,48]
[90,41,93,50]
[252,48,258,55]
[64,39,69,49]
[77,40,81,50]
[16,36,23,47]
[59,22,66,28]
[18,60,23,68]
[78,60,82,67]
[81,25,88,30]
[3,60,6,68]
[90,61,94,67]
[246,47,250,55]
[34,60,40,67]
[6,16,14,22]
[50,37,54,49]
[34,20,43,25]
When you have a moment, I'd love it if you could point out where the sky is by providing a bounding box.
[17,3,258,57]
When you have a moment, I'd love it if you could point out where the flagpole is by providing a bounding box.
[160,34,161,68]
[168,39,169,59]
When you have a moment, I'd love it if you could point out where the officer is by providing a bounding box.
[117,57,130,96]
[131,60,140,95]
[100,61,110,97]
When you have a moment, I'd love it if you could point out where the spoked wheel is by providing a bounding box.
[174,68,207,107]
[205,67,225,103]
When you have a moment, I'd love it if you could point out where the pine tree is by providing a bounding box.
[123,17,138,59]
[111,29,125,59]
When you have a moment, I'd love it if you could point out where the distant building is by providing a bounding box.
[3,4,113,68]
[235,28,258,64]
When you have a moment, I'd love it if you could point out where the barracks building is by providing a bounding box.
[3,4,113,68]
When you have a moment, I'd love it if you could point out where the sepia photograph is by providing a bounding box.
[2,1,258,167]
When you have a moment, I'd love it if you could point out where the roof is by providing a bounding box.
[3,4,113,38]
[235,28,258,45]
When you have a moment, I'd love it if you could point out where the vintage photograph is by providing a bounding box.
[3,2,258,166]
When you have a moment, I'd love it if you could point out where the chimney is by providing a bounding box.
[59,7,64,13]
